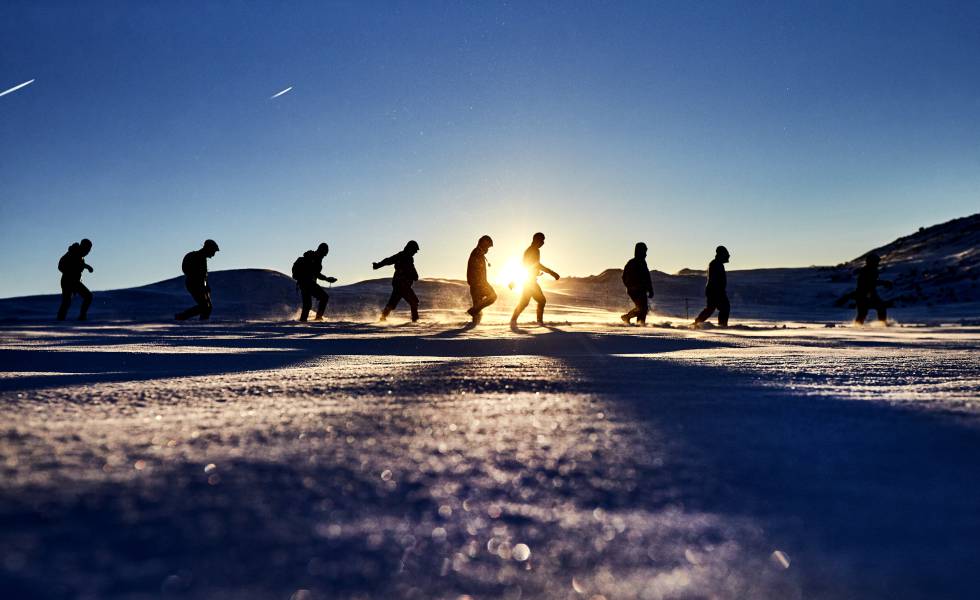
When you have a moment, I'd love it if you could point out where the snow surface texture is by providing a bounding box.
[1,312,979,599]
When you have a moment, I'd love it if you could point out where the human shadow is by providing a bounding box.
[1,325,979,598]
[0,323,727,392]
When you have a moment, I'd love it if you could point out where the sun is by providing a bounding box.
[494,256,529,293]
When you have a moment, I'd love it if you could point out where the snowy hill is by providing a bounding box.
[1,214,976,322]
[549,213,979,320]
[0,269,474,322]
[841,213,980,305]
[0,269,300,322]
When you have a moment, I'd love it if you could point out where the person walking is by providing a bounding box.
[693,245,730,328]
[175,239,219,321]
[510,232,560,325]
[853,253,892,324]
[56,238,94,321]
[466,235,497,324]
[292,242,337,321]
[373,240,421,322]
[621,242,653,325]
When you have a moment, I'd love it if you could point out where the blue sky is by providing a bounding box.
[2,1,978,297]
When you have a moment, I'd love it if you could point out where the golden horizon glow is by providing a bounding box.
[494,256,529,293]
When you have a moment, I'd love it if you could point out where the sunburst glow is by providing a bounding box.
[494,256,529,292]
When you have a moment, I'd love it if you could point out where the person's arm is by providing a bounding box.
[82,260,94,273]
[372,254,397,270]
[325,275,337,283]
[467,255,479,282]
[645,266,653,297]
[539,263,560,280]
[317,273,328,281]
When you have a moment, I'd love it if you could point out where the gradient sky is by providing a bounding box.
[2,1,978,297]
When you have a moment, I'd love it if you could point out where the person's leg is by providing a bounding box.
[623,290,644,323]
[511,286,532,322]
[405,286,420,322]
[468,287,481,316]
[299,286,312,321]
[176,282,203,320]
[381,287,401,320]
[57,281,72,320]
[313,286,328,320]
[475,286,497,314]
[717,295,730,327]
[873,296,887,323]
[694,299,716,324]
[77,283,93,320]
[693,306,715,324]
[196,287,212,320]
[531,283,547,324]
[855,297,868,324]
[635,292,649,324]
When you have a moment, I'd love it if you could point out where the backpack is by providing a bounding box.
[58,244,78,273]
[181,252,194,276]
[291,255,308,281]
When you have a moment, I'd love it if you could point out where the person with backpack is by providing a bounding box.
[621,242,653,325]
[693,245,731,328]
[510,232,560,326]
[292,242,337,322]
[175,239,219,321]
[466,235,497,324]
[373,240,420,322]
[56,238,94,321]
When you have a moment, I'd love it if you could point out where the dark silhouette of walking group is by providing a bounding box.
[54,234,891,327]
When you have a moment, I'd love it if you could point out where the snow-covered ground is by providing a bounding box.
[1,309,979,599]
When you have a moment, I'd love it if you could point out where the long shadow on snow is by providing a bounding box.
[2,326,979,599]
[533,327,980,599]
[0,323,726,392]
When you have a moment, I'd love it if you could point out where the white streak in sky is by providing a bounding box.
[270,86,293,99]
[0,79,35,98]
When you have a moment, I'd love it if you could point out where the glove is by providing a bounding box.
[326,277,337,283]
[552,273,560,281]
[86,265,94,273]
[372,262,380,270]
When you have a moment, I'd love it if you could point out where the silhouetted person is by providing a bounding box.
[56,238,94,321]
[854,253,892,324]
[693,245,730,328]
[293,242,337,321]
[466,235,497,324]
[511,232,560,325]
[373,240,420,322]
[621,242,653,325]
[175,239,219,321]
